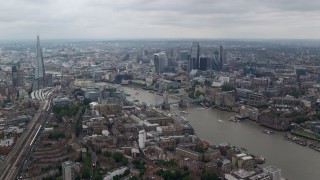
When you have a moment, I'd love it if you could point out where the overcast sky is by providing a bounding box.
[0,0,319,40]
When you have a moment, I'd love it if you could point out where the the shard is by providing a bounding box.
[34,35,45,90]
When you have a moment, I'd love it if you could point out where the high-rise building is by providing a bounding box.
[219,45,225,71]
[142,49,149,56]
[154,52,167,75]
[189,42,200,72]
[34,35,45,90]
[17,69,25,87]
[211,45,225,71]
[62,161,76,180]
[139,129,146,149]
[179,51,189,61]
[212,50,220,71]
[12,66,18,87]
[45,73,53,87]
[199,57,210,71]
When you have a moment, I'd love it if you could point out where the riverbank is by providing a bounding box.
[119,84,320,180]
[291,128,320,142]
[285,133,320,153]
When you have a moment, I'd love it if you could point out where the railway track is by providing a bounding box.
[0,89,55,180]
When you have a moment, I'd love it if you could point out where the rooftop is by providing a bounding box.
[264,166,281,173]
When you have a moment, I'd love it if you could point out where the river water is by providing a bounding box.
[122,86,320,180]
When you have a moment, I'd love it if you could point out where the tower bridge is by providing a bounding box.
[154,90,202,109]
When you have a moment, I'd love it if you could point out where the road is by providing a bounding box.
[0,88,56,180]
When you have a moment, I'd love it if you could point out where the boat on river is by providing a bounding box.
[180,111,188,114]
[229,116,240,122]
[262,130,274,135]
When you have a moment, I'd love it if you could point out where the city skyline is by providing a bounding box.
[0,0,320,40]
[1,34,320,180]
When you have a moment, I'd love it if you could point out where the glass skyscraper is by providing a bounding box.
[34,35,45,90]
[189,42,200,72]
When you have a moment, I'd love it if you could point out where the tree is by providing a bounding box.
[174,170,182,179]
[82,156,92,179]
[82,166,90,179]
[200,171,219,180]
[48,131,65,140]
[204,80,211,87]
[123,169,130,176]
[93,168,103,180]
[113,152,124,163]
[129,176,138,180]
[195,90,204,98]
[182,166,188,171]
[221,84,235,92]
[103,151,112,157]
[83,98,92,106]
[192,81,201,88]
[182,176,193,180]
[122,157,129,166]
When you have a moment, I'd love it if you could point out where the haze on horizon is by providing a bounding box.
[1,0,320,40]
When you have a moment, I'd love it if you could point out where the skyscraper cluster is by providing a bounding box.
[188,42,225,72]
[152,42,226,75]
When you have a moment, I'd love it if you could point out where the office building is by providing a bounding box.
[100,86,117,99]
[45,73,53,87]
[189,42,200,72]
[212,50,220,71]
[12,66,18,87]
[199,57,210,71]
[62,161,75,180]
[211,45,225,71]
[85,91,100,101]
[34,35,45,90]
[179,51,189,61]
[17,69,25,87]
[219,45,225,70]
[139,129,146,149]
[154,52,167,75]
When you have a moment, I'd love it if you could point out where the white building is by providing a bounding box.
[138,129,146,149]
[104,167,128,180]
[219,76,230,84]
[62,161,75,180]
[263,166,282,180]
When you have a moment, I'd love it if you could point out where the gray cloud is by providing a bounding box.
[0,0,319,39]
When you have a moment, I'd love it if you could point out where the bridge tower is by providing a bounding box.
[161,90,170,110]
[179,89,188,108]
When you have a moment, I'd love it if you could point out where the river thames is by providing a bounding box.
[121,86,320,180]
